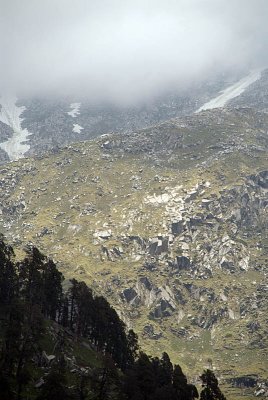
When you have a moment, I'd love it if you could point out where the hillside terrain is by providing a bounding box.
[0,69,259,163]
[230,69,268,111]
[0,104,267,399]
[1,237,206,400]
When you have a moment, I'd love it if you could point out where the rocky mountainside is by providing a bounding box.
[0,69,260,163]
[0,105,267,399]
[230,69,268,111]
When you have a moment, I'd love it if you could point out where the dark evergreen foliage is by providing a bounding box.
[0,237,140,398]
[90,355,121,400]
[0,234,17,306]
[0,236,219,400]
[123,352,199,400]
[200,370,226,400]
[17,246,63,320]
[62,278,135,370]
[36,369,75,400]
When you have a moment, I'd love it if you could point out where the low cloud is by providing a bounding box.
[1,0,267,104]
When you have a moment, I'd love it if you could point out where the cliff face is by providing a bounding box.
[0,105,267,398]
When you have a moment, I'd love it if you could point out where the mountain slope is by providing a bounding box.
[0,106,267,399]
[1,68,266,163]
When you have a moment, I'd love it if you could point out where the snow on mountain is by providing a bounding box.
[0,96,32,161]
[73,123,84,133]
[67,103,81,118]
[196,69,263,113]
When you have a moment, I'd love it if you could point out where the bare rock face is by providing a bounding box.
[122,277,177,319]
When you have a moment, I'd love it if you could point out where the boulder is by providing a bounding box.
[220,257,235,273]
[150,299,174,319]
[148,238,160,256]
[143,324,163,340]
[171,220,185,235]
[139,277,152,291]
[148,236,169,256]
[175,256,191,270]
[35,378,45,388]
[128,235,146,249]
[94,229,112,239]
[122,288,138,303]
[41,351,55,367]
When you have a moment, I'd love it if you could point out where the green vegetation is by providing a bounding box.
[0,235,229,399]
[0,108,267,399]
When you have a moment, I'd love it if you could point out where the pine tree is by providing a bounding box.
[153,384,178,400]
[17,246,44,306]
[0,370,14,400]
[0,234,17,306]
[126,329,139,366]
[61,295,70,327]
[123,352,156,400]
[42,258,63,320]
[90,355,121,400]
[75,371,91,400]
[173,364,198,400]
[159,352,173,386]
[200,370,226,400]
[173,364,187,391]
[36,369,74,400]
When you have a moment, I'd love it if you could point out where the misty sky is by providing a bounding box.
[1,0,267,104]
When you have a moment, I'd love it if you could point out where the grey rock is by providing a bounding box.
[143,324,163,340]
[171,220,185,235]
[94,229,112,239]
[175,256,191,270]
[122,288,138,303]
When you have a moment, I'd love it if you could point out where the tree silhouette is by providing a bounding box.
[0,234,17,306]
[200,370,226,400]
[0,237,203,399]
[173,364,199,400]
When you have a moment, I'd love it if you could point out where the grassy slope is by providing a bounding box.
[0,108,267,399]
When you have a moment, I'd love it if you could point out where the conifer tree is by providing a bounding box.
[123,352,156,400]
[90,355,121,400]
[200,370,226,400]
[173,364,198,400]
[159,352,173,386]
[42,258,63,320]
[0,234,17,306]
[126,329,139,366]
[0,370,14,400]
[36,369,74,400]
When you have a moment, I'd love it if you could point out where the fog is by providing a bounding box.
[1,0,267,104]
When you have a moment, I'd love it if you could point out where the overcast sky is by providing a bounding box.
[1,0,267,104]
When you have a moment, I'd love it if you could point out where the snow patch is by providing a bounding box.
[0,96,32,161]
[196,69,263,112]
[67,103,81,118]
[73,123,84,134]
